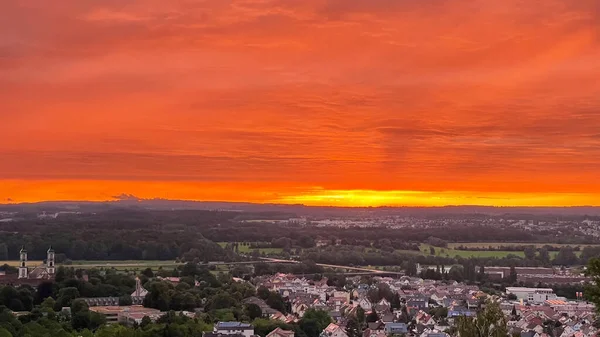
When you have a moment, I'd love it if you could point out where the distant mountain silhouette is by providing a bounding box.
[1,199,600,216]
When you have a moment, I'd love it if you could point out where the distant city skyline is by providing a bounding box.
[2,0,599,206]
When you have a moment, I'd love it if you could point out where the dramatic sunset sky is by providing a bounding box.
[1,0,599,206]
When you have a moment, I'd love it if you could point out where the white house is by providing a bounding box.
[356,298,372,311]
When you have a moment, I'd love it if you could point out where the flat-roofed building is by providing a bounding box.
[214,322,255,337]
[89,305,162,325]
[506,287,557,304]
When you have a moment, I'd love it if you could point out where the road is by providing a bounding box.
[257,257,403,275]
[60,258,403,276]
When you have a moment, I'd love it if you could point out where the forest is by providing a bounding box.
[0,207,596,268]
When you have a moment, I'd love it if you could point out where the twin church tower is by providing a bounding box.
[18,246,56,279]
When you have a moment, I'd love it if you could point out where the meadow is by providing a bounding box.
[447,242,600,249]
[393,243,595,259]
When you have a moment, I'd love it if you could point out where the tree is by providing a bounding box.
[553,248,579,266]
[72,312,92,331]
[89,312,107,331]
[366,310,379,323]
[524,246,537,260]
[257,286,271,300]
[246,303,263,320]
[35,281,54,303]
[181,262,199,277]
[71,299,89,315]
[0,327,12,337]
[142,268,154,278]
[585,258,600,313]
[345,317,361,337]
[538,248,551,265]
[0,244,8,260]
[55,287,80,310]
[299,319,321,337]
[478,265,486,282]
[298,236,315,248]
[356,306,366,328]
[301,309,332,333]
[507,266,518,284]
[429,247,436,255]
[266,292,287,314]
[448,266,464,282]
[456,301,507,337]
[405,260,418,277]
[141,315,152,329]
[391,293,401,310]
[119,295,133,306]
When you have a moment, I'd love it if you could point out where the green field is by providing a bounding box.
[448,242,600,249]
[415,244,526,258]
[396,244,538,259]
[0,260,181,273]
[393,243,589,259]
[218,242,284,254]
[68,260,180,268]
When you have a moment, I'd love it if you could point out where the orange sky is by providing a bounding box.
[1,0,600,206]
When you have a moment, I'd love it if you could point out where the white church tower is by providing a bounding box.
[18,247,28,279]
[47,246,55,275]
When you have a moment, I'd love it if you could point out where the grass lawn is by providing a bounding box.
[68,260,179,265]
[218,242,284,254]
[394,243,586,259]
[64,261,181,270]
[395,244,525,259]
[448,242,600,249]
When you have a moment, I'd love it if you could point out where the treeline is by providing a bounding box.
[299,245,596,268]
[0,209,241,261]
[1,208,596,262]
[204,224,537,244]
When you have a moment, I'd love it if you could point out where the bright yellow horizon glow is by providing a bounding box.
[273,189,600,207]
[1,180,599,207]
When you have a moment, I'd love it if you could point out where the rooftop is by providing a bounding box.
[216,322,253,330]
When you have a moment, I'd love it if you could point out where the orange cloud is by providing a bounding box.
[1,0,599,205]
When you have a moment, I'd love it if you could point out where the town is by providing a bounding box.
[1,246,599,337]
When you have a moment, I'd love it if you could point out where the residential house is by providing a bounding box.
[367,322,385,331]
[356,298,373,312]
[321,323,348,337]
[381,312,396,324]
[329,311,343,323]
[205,333,246,337]
[421,333,447,337]
[407,298,428,313]
[447,307,476,318]
[384,323,408,335]
[214,322,255,337]
[378,298,391,307]
[291,300,310,318]
[332,291,350,303]
[362,329,386,337]
[267,328,295,337]
[415,311,436,326]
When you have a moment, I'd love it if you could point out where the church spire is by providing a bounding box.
[18,247,28,279]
